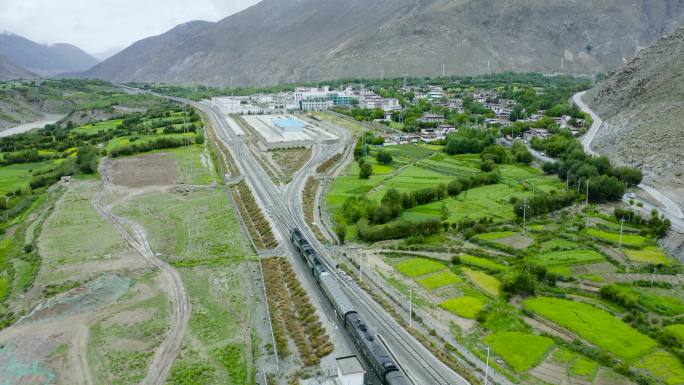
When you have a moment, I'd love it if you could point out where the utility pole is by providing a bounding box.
[409,289,413,328]
[522,198,529,234]
[442,63,446,77]
[619,217,626,248]
[651,268,656,287]
[635,266,641,285]
[586,180,590,206]
[484,346,490,385]
[358,255,362,282]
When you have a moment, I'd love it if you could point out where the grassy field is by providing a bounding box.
[637,288,684,316]
[461,267,501,297]
[38,181,130,282]
[523,297,657,361]
[664,324,684,344]
[458,254,506,272]
[416,270,462,290]
[71,119,123,135]
[586,228,649,248]
[113,187,252,264]
[553,349,599,381]
[394,258,446,278]
[0,160,62,195]
[88,282,169,385]
[440,296,484,319]
[539,239,579,252]
[623,246,671,265]
[484,331,554,372]
[636,351,684,385]
[531,249,605,267]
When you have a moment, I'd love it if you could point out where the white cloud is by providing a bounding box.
[0,0,260,55]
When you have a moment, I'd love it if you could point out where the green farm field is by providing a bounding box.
[417,270,462,290]
[440,296,484,319]
[394,258,446,278]
[0,160,62,195]
[484,332,554,373]
[326,146,564,236]
[523,297,657,361]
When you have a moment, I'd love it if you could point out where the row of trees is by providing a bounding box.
[109,135,204,158]
[512,191,578,218]
[614,207,671,238]
[536,132,642,203]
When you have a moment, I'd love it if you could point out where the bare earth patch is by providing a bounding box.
[495,234,534,249]
[104,153,179,188]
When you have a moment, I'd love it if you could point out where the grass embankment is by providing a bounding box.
[262,257,333,366]
[303,177,326,242]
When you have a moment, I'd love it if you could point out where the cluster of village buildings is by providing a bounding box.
[236,85,584,145]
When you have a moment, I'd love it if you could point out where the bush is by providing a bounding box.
[480,160,495,172]
[359,162,373,179]
[375,150,393,165]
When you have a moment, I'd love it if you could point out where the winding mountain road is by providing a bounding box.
[572,91,684,230]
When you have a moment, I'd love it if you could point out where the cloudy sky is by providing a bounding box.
[0,0,260,59]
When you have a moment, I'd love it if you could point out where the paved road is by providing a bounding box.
[93,161,190,385]
[195,100,479,385]
[572,91,602,156]
[572,91,684,230]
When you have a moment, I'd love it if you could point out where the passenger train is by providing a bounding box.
[290,229,411,385]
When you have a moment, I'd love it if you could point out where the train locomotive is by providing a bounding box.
[291,229,411,385]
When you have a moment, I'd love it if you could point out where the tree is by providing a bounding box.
[334,222,346,244]
[588,175,625,202]
[359,162,373,179]
[481,145,508,164]
[375,150,393,165]
[502,268,536,298]
[76,145,98,174]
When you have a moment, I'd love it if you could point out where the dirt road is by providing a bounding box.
[93,161,189,385]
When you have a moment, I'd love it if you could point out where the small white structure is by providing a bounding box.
[336,356,365,385]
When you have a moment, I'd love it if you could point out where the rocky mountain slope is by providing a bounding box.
[586,27,684,209]
[0,32,99,77]
[0,54,35,80]
[80,0,684,86]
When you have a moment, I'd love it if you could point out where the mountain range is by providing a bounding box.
[0,32,99,77]
[586,26,684,210]
[0,53,35,80]
[80,0,684,86]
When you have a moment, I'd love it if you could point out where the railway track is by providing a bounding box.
[186,99,470,385]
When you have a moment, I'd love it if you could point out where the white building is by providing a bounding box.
[294,86,331,102]
[381,98,401,111]
[300,97,334,111]
[336,356,365,385]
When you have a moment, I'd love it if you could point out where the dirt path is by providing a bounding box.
[73,324,94,385]
[93,161,189,385]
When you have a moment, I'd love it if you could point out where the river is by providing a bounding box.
[0,114,65,138]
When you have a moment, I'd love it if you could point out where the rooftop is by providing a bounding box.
[336,355,365,375]
[272,117,305,130]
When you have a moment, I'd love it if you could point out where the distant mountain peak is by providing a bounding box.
[0,32,99,77]
[80,0,684,86]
